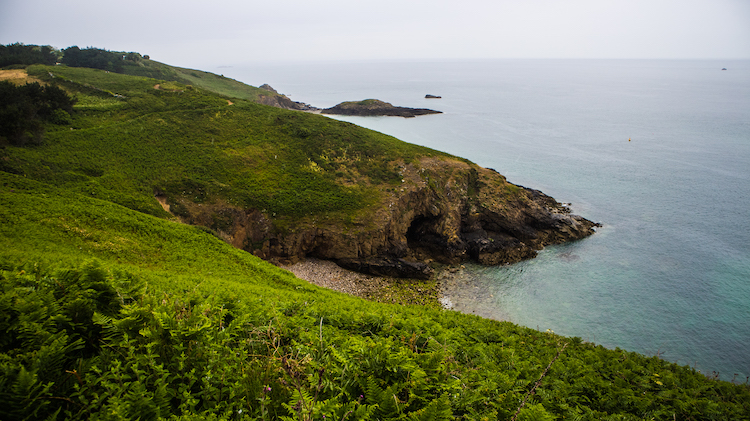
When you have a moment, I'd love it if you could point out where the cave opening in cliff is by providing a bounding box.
[406,215,443,256]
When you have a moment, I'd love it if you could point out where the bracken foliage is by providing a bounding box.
[1,174,749,419]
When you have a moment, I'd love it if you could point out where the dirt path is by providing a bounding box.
[155,195,171,212]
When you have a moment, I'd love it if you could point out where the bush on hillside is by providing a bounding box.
[61,46,125,73]
[61,47,146,74]
[0,81,76,146]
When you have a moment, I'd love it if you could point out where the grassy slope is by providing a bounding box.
[9,65,447,223]
[1,65,748,420]
[120,58,273,102]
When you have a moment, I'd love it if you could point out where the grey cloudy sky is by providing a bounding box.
[2,0,749,68]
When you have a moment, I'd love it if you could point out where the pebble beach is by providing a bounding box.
[281,258,451,308]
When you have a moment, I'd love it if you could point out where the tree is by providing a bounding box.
[0,81,76,146]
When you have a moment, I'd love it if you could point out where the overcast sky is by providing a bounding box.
[2,0,749,68]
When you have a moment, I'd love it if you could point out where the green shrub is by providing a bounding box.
[0,80,75,145]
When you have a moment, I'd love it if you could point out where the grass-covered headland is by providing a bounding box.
[1,46,749,420]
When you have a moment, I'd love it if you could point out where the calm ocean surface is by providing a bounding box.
[221,59,750,380]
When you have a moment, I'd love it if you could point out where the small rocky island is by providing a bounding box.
[321,99,442,118]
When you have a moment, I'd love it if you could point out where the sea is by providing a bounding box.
[217,59,750,381]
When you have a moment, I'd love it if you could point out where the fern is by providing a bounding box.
[516,403,556,421]
[363,376,402,419]
[281,388,315,420]
[91,311,121,345]
[407,394,452,421]
[1,364,57,421]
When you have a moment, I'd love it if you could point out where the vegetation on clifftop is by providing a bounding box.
[1,45,749,420]
[2,63,446,222]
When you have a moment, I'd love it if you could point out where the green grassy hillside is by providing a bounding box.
[119,58,274,102]
[1,63,749,420]
[6,65,445,222]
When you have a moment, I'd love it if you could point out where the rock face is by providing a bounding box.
[321,99,442,118]
[259,83,278,94]
[257,84,320,111]
[257,94,319,111]
[170,157,598,279]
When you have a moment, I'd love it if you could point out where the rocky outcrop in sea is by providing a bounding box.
[321,99,442,118]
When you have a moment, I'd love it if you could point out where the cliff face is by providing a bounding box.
[256,84,319,111]
[257,94,319,111]
[171,157,597,279]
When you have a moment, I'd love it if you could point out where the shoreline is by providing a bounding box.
[281,258,515,321]
[280,258,450,308]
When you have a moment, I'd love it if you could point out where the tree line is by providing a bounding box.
[1,43,148,73]
[0,43,59,67]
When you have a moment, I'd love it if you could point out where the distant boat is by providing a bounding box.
[722,68,727,70]
[425,94,442,99]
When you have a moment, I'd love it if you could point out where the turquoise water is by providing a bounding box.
[224,59,750,380]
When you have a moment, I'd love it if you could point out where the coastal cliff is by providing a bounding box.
[257,83,319,111]
[4,64,595,280]
[171,157,597,278]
